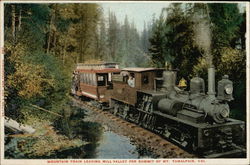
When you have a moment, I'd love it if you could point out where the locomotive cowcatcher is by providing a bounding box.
[72,62,246,158]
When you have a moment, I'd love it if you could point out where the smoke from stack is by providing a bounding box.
[193,14,213,67]
[193,8,216,97]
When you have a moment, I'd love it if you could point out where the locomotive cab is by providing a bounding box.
[110,68,164,106]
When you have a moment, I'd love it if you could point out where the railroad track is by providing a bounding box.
[71,96,196,158]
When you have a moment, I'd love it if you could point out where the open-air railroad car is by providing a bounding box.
[72,62,120,105]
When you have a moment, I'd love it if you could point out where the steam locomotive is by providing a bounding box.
[71,62,245,158]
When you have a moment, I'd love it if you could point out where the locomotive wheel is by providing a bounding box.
[97,104,102,110]
[113,105,118,115]
[122,105,129,120]
[192,142,198,152]
[123,111,128,120]
[137,112,143,126]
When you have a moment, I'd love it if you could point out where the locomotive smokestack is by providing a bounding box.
[162,71,176,92]
[207,65,216,97]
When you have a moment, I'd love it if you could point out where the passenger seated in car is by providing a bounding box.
[128,75,135,88]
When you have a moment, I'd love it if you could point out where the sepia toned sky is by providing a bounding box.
[100,2,170,32]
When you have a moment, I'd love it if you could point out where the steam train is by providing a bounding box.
[71,62,245,158]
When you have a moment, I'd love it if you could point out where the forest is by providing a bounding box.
[4,3,246,158]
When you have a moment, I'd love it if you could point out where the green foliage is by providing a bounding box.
[3,3,143,159]
[5,138,26,159]
[5,41,71,121]
[70,4,102,62]
[230,81,246,121]
[149,15,167,68]
[208,3,243,66]
[217,47,246,79]
[218,48,246,121]
[7,51,55,99]
[149,4,202,79]
[4,4,93,121]
[5,118,86,158]
[208,4,243,47]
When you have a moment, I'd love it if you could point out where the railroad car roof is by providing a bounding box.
[76,62,119,71]
[77,62,118,66]
[76,68,120,73]
[122,67,164,72]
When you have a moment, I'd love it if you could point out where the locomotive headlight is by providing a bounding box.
[203,129,210,136]
[220,107,229,118]
[225,84,233,95]
[240,124,245,130]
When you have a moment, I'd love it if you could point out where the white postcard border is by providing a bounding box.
[0,1,249,165]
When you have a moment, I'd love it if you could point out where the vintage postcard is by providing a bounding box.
[0,1,249,165]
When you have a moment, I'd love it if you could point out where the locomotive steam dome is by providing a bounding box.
[190,76,205,94]
[162,70,176,91]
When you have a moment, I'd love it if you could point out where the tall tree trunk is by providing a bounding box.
[62,39,66,65]
[47,10,55,53]
[11,5,16,41]
[18,9,22,31]
[79,14,84,63]
[52,32,57,56]
[95,31,99,60]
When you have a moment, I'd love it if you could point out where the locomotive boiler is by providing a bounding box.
[158,66,232,124]
[72,62,245,158]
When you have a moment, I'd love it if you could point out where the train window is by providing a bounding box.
[90,74,92,85]
[90,73,96,86]
[88,73,92,85]
[142,75,149,84]
[79,73,96,85]
[86,73,89,84]
[156,71,163,78]
[89,73,93,85]
[108,73,112,82]
[83,73,86,84]
[98,76,104,81]
[80,73,84,83]
[97,74,106,86]
[93,74,97,86]
[89,73,92,85]
[88,74,91,85]
[107,73,112,85]
[82,73,86,83]
[123,75,128,83]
